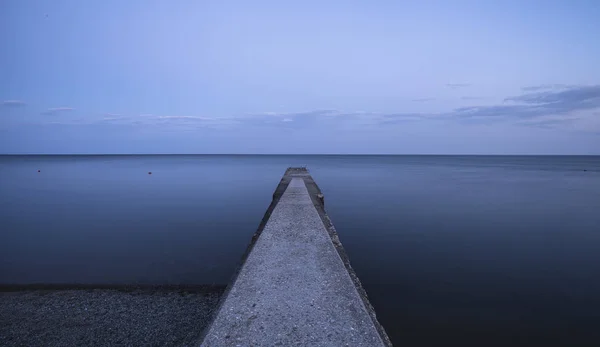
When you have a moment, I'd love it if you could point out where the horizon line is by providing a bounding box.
[1,153,599,156]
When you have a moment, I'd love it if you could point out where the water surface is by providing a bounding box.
[1,155,599,346]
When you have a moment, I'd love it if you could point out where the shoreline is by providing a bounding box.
[0,283,225,293]
[0,286,224,347]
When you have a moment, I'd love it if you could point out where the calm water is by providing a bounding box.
[1,155,600,346]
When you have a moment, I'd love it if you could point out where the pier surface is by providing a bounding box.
[201,168,390,346]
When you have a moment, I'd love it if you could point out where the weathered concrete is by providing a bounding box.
[201,168,391,347]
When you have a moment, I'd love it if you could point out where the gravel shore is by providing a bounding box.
[0,287,224,347]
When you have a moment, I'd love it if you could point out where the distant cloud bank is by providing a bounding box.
[2,100,26,107]
[115,85,599,130]
[375,84,600,128]
[446,83,471,89]
[42,107,75,115]
[16,84,599,132]
[521,84,576,92]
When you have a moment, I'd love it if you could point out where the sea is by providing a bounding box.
[1,155,599,346]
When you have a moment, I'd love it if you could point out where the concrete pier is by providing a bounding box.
[200,168,391,346]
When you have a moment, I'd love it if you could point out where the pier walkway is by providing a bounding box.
[200,168,391,346]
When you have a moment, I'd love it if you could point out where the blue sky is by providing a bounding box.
[1,0,599,154]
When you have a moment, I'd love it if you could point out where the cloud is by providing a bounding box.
[452,104,530,118]
[234,109,430,129]
[411,98,435,102]
[380,113,432,125]
[248,110,339,118]
[41,118,90,126]
[42,85,597,132]
[96,114,215,126]
[438,85,600,120]
[460,96,485,101]
[111,84,600,132]
[505,85,600,107]
[42,107,75,115]
[446,83,471,89]
[103,114,235,130]
[101,116,132,122]
[235,110,341,128]
[155,116,212,121]
[437,84,600,130]
[377,85,600,129]
[518,117,580,129]
[123,110,347,130]
[521,84,575,92]
[244,110,388,130]
[2,100,26,107]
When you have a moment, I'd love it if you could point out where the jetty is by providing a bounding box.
[200,168,391,346]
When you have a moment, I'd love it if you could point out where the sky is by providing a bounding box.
[1,0,600,154]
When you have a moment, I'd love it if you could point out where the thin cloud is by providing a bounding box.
[76,85,600,132]
[136,85,598,131]
[505,85,600,106]
[444,84,600,131]
[461,96,485,101]
[155,116,212,121]
[42,118,90,126]
[112,114,233,129]
[101,116,131,122]
[442,85,600,119]
[112,115,215,126]
[518,117,580,129]
[247,110,338,118]
[452,104,528,118]
[42,107,75,115]
[215,86,599,130]
[380,113,431,125]
[236,110,351,128]
[236,109,426,129]
[446,83,471,89]
[521,84,575,92]
[2,100,26,107]
[378,85,600,129]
